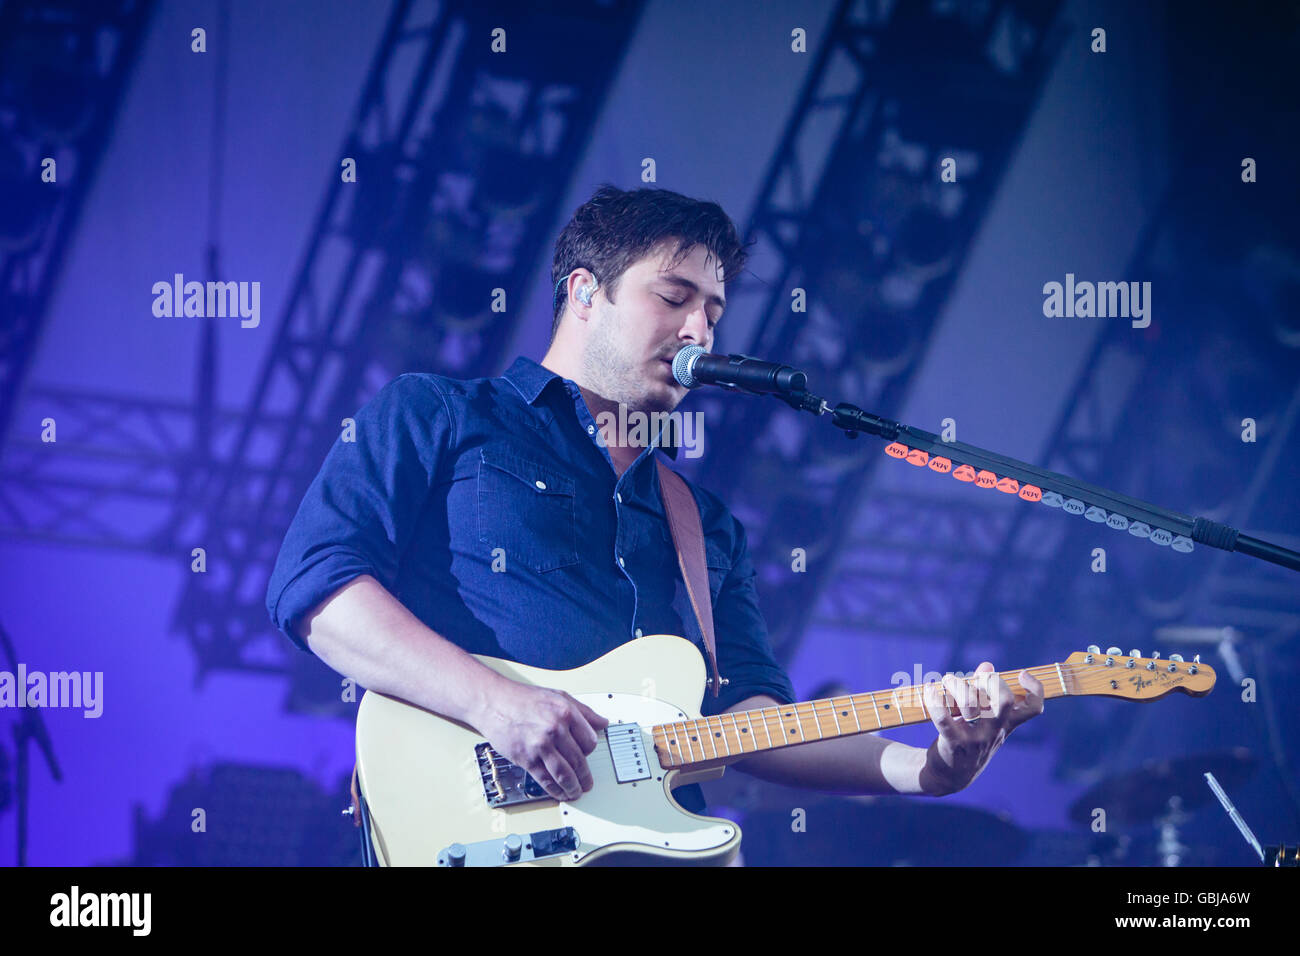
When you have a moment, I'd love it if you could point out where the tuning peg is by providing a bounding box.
[1169,654,1184,662]
[1151,651,1160,659]
[1086,644,1101,654]
[1193,654,1200,664]
[1106,646,1121,656]
[1129,649,1141,658]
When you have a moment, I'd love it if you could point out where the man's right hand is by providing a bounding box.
[474,680,610,802]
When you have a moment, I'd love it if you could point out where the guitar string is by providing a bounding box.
[476,660,1207,771]
[656,659,1198,724]
[650,660,1207,763]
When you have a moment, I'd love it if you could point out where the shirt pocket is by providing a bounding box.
[477,447,580,573]
[705,539,732,604]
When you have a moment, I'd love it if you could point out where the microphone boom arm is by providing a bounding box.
[765,386,1300,574]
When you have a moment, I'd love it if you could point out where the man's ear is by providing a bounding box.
[574,270,599,309]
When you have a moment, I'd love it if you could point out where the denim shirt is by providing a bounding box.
[266,356,796,810]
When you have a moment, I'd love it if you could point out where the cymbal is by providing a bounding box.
[1068,748,1257,827]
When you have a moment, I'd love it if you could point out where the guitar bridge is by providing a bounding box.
[476,742,548,807]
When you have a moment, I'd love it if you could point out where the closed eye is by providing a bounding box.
[660,294,719,329]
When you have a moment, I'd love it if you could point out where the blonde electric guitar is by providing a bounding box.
[354,634,1215,866]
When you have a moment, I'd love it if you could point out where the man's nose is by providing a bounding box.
[678,306,711,347]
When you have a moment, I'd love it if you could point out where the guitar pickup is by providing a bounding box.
[605,723,651,783]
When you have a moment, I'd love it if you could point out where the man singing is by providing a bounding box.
[266,184,1044,829]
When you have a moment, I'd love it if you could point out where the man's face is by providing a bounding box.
[580,241,725,414]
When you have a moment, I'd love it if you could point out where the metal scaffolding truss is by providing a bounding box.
[0,0,646,681]
[0,384,281,552]
[0,0,156,452]
[940,196,1300,681]
[812,491,1023,638]
[175,0,646,675]
[690,0,1066,663]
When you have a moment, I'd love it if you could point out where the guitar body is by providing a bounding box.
[355,634,741,867]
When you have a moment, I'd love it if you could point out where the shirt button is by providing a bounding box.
[617,556,625,568]
[634,627,643,638]
[587,425,595,435]
[534,480,547,491]
[615,492,623,504]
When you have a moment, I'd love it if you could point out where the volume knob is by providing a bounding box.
[446,843,467,867]
[503,833,523,862]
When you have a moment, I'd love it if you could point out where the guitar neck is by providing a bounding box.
[651,646,1218,769]
[651,664,1071,770]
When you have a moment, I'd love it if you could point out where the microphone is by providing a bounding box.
[671,345,808,394]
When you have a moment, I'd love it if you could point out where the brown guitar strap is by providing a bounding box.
[656,460,724,698]
[348,763,361,828]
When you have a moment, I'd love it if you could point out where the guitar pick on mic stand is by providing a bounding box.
[671,346,1300,573]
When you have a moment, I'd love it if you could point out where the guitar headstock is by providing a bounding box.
[1061,646,1216,700]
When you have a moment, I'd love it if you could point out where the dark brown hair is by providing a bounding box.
[550,184,751,342]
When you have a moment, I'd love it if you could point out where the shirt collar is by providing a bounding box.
[501,356,679,460]
[501,355,563,405]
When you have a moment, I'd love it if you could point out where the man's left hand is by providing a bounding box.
[918,662,1044,796]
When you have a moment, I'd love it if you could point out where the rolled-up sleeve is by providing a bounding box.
[265,373,453,650]
[700,513,797,717]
